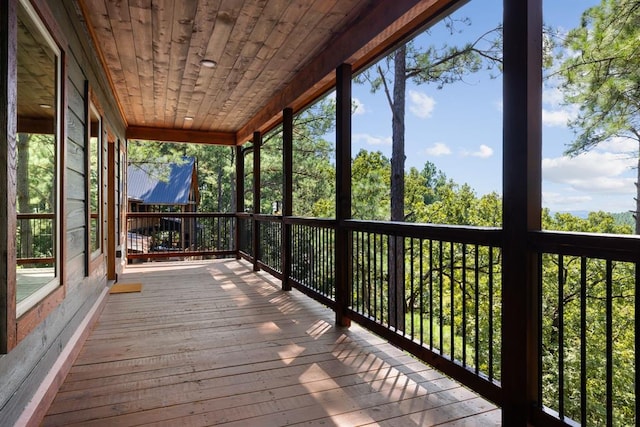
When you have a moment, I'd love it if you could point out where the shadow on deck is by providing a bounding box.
[42,259,500,426]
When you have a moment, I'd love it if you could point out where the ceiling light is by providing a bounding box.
[39,104,52,109]
[185,116,193,121]
[200,59,217,68]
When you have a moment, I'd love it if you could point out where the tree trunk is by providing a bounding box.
[389,46,406,330]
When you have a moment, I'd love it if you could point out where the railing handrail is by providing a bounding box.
[343,218,502,246]
[17,213,55,220]
[530,229,640,262]
[285,216,337,227]
[127,211,236,218]
[252,213,282,222]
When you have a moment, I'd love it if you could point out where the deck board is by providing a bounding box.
[42,259,500,426]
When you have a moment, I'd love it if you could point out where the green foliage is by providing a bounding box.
[258,97,336,217]
[543,209,633,235]
[17,133,56,261]
[352,150,390,220]
[17,133,55,213]
[611,211,635,228]
[558,0,640,155]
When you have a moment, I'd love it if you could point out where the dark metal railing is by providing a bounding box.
[16,213,55,266]
[237,212,253,259]
[530,231,640,426]
[288,217,336,301]
[344,220,503,404]
[126,212,235,260]
[255,214,282,275]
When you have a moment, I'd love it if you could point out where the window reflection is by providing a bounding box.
[16,0,61,316]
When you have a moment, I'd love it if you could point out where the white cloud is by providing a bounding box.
[542,192,592,206]
[542,109,573,127]
[542,151,636,194]
[540,83,579,127]
[462,144,494,159]
[543,86,564,107]
[425,142,452,157]
[353,133,391,146]
[352,97,366,115]
[598,136,638,155]
[408,90,436,119]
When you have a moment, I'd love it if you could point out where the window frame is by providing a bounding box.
[3,0,67,350]
[86,88,105,274]
[15,0,63,319]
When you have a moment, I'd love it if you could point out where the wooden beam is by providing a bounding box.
[126,126,236,145]
[236,0,457,144]
[0,0,18,353]
[17,117,55,135]
[501,0,542,424]
[281,108,293,291]
[334,64,352,328]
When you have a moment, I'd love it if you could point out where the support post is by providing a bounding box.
[335,64,352,328]
[282,108,293,291]
[252,131,261,271]
[502,0,542,424]
[0,0,18,353]
[235,145,244,258]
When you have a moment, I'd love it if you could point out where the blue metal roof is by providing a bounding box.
[127,157,196,205]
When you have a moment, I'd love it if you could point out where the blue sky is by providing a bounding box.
[346,0,636,214]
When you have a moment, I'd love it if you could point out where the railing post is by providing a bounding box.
[502,0,542,424]
[235,145,244,259]
[335,63,352,328]
[252,131,261,271]
[282,108,293,291]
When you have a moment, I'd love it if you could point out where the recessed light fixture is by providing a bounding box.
[200,59,217,68]
[185,116,194,121]
[39,104,52,109]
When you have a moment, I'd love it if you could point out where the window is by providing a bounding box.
[15,0,62,318]
[88,102,102,262]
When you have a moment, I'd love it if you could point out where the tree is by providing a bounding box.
[351,149,390,220]
[258,97,336,217]
[557,0,640,232]
[358,17,502,219]
[356,18,501,328]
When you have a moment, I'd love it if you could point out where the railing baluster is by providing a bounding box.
[450,241,455,360]
[462,242,467,366]
[419,238,424,346]
[538,252,544,408]
[488,247,494,381]
[580,256,587,426]
[606,259,613,426]
[367,231,371,316]
[558,254,565,418]
[410,238,414,340]
[439,240,444,354]
[474,244,479,373]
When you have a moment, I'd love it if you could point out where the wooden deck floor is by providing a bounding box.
[42,259,500,426]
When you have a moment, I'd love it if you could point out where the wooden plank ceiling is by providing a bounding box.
[77,0,456,145]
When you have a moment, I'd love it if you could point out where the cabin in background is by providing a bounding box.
[127,157,199,213]
[127,157,200,256]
